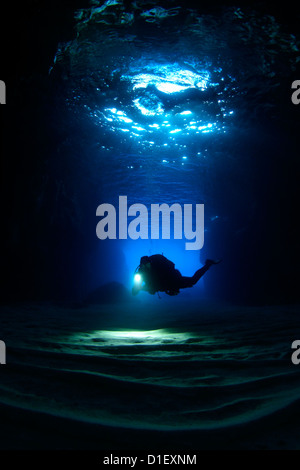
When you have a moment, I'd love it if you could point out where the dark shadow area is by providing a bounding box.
[84,282,133,305]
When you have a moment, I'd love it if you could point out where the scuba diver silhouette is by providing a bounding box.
[132,254,222,296]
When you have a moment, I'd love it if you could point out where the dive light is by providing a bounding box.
[134,273,142,284]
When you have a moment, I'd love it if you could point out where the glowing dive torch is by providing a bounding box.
[132,272,143,295]
[134,273,142,284]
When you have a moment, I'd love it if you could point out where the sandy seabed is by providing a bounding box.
[0,295,299,450]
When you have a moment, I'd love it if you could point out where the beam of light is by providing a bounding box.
[134,273,142,283]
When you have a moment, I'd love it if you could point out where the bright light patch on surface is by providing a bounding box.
[130,67,210,94]
[104,330,162,340]
[66,327,218,360]
[67,328,202,350]
[156,82,190,94]
[90,328,197,346]
[132,98,164,116]
[198,123,215,133]
[90,63,234,150]
[105,108,133,123]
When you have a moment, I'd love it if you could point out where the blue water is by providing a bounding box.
[1,0,299,451]
[39,0,299,304]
